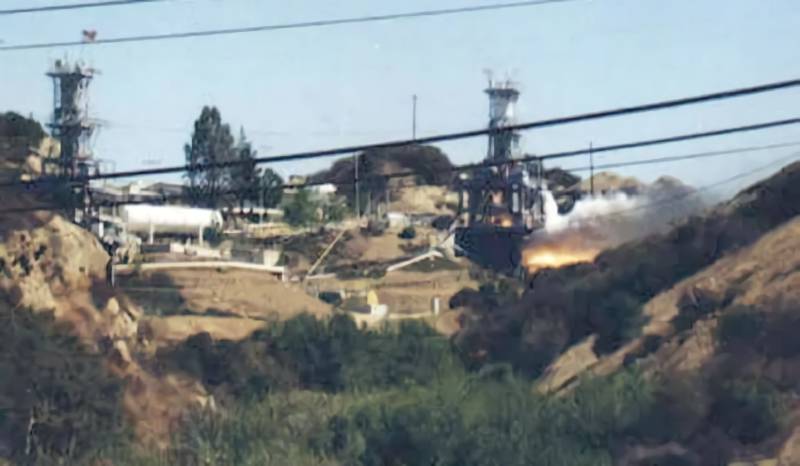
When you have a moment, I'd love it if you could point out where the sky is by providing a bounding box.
[1,0,799,198]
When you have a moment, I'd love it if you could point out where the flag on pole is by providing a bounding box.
[81,30,97,42]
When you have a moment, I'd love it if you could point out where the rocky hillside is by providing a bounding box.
[0,115,214,457]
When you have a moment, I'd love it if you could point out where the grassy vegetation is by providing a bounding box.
[95,369,655,466]
[0,305,128,466]
[1,307,794,466]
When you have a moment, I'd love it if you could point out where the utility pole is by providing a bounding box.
[412,94,418,140]
[354,152,360,219]
[589,142,595,196]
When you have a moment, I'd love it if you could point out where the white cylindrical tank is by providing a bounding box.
[120,204,223,235]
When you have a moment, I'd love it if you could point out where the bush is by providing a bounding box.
[398,226,416,239]
[715,306,764,351]
[635,455,697,466]
[284,189,320,227]
[157,313,461,398]
[590,291,646,354]
[202,226,223,247]
[709,378,787,444]
[318,291,343,307]
[762,310,800,358]
[0,306,127,464]
[632,373,708,444]
[672,287,725,332]
[322,200,348,223]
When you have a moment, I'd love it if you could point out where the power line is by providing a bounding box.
[4,116,800,193]
[4,75,799,187]
[0,0,579,51]
[584,150,800,220]
[560,140,800,174]
[3,137,798,215]
[0,0,174,15]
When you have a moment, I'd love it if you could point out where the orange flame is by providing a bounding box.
[522,243,599,273]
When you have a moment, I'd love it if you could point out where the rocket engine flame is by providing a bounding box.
[522,190,640,273]
[523,240,600,273]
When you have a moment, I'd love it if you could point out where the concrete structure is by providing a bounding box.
[92,181,185,206]
[386,212,410,229]
[231,247,282,266]
[114,260,287,282]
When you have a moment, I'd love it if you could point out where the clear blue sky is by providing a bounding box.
[1,0,799,197]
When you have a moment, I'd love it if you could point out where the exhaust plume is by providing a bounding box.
[524,181,706,273]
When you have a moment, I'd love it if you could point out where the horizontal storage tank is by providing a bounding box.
[120,204,223,235]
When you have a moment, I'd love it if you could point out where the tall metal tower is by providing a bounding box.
[485,77,522,164]
[46,59,97,179]
[454,75,546,274]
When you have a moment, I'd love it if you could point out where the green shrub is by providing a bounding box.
[632,373,708,443]
[0,306,128,464]
[202,226,223,247]
[715,306,764,351]
[284,189,320,227]
[762,310,800,358]
[398,226,416,239]
[635,454,697,466]
[157,313,461,398]
[672,287,724,333]
[591,291,646,354]
[709,378,787,444]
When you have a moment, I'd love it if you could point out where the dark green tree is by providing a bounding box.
[322,198,348,223]
[184,106,236,208]
[227,127,261,208]
[283,189,319,227]
[259,168,284,209]
[0,111,46,147]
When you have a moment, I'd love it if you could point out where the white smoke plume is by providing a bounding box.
[523,183,708,272]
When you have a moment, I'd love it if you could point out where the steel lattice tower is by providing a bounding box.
[46,59,97,179]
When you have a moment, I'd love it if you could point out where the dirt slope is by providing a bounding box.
[539,217,800,392]
[118,268,331,318]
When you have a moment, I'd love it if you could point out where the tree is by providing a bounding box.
[309,144,455,208]
[0,111,46,147]
[322,198,348,223]
[284,189,319,227]
[184,107,236,208]
[259,168,284,209]
[227,127,261,208]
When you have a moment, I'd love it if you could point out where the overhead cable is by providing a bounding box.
[0,0,581,50]
[3,76,799,187]
[3,138,799,215]
[0,0,174,16]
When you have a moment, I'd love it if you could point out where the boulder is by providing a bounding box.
[104,297,120,317]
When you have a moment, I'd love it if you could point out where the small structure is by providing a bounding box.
[386,212,410,229]
[340,289,388,317]
[118,204,223,244]
[309,183,337,199]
